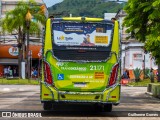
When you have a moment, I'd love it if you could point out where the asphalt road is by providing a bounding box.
[0,85,160,120]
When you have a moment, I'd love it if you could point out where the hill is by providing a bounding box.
[48,0,124,18]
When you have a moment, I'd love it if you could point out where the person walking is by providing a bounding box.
[122,70,129,79]
[4,66,8,78]
[7,66,11,77]
[33,68,38,79]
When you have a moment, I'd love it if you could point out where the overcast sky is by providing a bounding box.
[43,0,63,7]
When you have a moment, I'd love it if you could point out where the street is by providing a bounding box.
[0,85,160,119]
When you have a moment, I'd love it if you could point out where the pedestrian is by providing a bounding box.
[150,68,154,83]
[8,66,13,77]
[122,70,127,79]
[33,68,38,79]
[4,66,8,78]
[31,68,34,78]
[7,66,11,77]
[111,18,116,23]
[13,67,17,77]
[126,70,130,79]
[122,70,129,79]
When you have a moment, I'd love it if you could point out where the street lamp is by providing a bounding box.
[25,10,32,79]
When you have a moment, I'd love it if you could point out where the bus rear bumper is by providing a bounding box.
[41,83,120,104]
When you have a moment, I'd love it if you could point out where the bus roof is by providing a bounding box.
[49,17,113,23]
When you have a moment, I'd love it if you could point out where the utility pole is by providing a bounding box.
[143,53,146,79]
[25,10,31,80]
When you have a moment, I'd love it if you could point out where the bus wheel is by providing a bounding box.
[43,102,52,110]
[103,104,112,112]
[94,104,102,112]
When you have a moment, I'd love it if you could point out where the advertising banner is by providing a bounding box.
[53,23,113,47]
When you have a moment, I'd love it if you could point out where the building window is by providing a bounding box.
[133,53,142,60]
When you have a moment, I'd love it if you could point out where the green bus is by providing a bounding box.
[41,17,121,112]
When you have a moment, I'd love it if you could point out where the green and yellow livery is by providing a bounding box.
[41,17,121,112]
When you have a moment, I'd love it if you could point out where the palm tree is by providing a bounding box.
[1,0,46,78]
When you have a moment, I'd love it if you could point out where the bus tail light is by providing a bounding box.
[44,62,53,85]
[109,63,119,86]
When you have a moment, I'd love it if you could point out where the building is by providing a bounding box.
[115,9,157,79]
[0,0,47,77]
[104,13,116,20]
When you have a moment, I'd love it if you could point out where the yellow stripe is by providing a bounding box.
[63,17,103,22]
[44,19,52,54]
[111,21,119,55]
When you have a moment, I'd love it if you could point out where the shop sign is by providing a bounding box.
[9,47,19,56]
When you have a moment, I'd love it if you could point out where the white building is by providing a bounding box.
[123,40,157,70]
[114,9,158,76]
[104,13,116,20]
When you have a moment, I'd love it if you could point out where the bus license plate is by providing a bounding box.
[74,83,86,87]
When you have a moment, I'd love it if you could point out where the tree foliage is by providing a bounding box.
[123,0,160,63]
[2,0,46,35]
[48,0,124,18]
[1,0,46,78]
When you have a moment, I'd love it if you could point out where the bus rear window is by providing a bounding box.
[52,22,113,47]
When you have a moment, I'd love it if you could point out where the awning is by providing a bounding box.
[0,45,41,59]
[0,59,18,65]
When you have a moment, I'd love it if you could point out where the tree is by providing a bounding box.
[123,0,160,82]
[1,0,46,78]
[48,0,123,17]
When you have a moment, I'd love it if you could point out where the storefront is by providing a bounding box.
[0,44,41,77]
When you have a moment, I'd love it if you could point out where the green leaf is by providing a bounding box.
[152,1,160,7]
[123,0,160,63]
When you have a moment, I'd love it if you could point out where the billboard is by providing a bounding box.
[52,23,113,47]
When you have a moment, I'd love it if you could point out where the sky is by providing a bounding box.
[43,0,63,7]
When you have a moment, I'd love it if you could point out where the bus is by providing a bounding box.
[41,17,121,112]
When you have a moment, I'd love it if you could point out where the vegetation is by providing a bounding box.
[133,68,142,82]
[0,78,40,85]
[128,79,159,87]
[147,70,155,83]
[144,68,150,79]
[122,0,160,82]
[1,0,46,78]
[48,0,124,18]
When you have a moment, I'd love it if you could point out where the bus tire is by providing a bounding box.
[43,102,52,110]
[94,104,102,112]
[103,104,112,112]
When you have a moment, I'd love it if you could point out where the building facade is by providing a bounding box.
[0,0,47,77]
[115,9,157,79]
